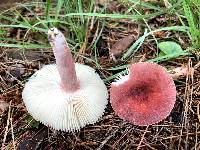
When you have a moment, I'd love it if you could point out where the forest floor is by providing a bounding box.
[0,0,200,149]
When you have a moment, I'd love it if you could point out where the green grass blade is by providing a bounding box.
[55,0,64,21]
[0,24,47,33]
[0,43,49,49]
[45,0,52,23]
[77,0,84,23]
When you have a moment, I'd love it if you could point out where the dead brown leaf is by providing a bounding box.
[8,64,25,77]
[170,65,194,79]
[16,127,48,150]
[6,49,44,61]
[0,100,9,114]
[110,35,135,61]
[153,31,166,38]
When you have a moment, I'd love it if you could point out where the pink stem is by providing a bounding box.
[50,31,79,92]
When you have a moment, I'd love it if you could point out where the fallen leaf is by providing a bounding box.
[9,64,25,77]
[170,65,194,79]
[0,100,9,114]
[7,49,44,61]
[153,31,166,38]
[6,64,25,82]
[110,35,135,61]
[16,127,48,150]
[158,41,184,57]
[106,1,118,12]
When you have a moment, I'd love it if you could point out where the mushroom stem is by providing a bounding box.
[48,29,79,92]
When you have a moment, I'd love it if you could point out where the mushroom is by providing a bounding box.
[110,62,176,126]
[22,28,108,132]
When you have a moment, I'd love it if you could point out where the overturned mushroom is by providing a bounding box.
[110,62,176,126]
[22,28,108,132]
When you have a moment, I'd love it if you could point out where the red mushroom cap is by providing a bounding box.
[110,62,176,126]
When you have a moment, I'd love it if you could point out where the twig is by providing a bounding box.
[142,141,156,150]
[1,102,11,150]
[10,110,16,150]
[197,102,200,122]
[97,128,119,150]
[162,131,200,140]
[163,0,170,8]
[137,126,149,150]
[112,126,133,148]
[89,5,97,31]
[194,61,200,70]
[178,60,193,149]
[195,123,198,150]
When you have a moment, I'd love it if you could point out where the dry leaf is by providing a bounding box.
[6,64,25,82]
[170,66,194,79]
[153,31,166,38]
[17,128,48,149]
[110,35,134,61]
[7,49,44,61]
[0,100,9,114]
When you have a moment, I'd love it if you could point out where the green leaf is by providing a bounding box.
[158,51,166,57]
[158,41,184,55]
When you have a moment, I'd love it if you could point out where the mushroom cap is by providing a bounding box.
[110,62,176,126]
[22,63,108,132]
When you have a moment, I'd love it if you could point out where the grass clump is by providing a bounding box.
[46,0,95,46]
[183,0,200,48]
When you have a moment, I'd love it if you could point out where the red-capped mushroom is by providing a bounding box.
[110,62,176,126]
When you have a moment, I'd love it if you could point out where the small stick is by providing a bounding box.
[137,126,149,150]
[10,111,16,150]
[1,102,11,150]
[97,128,119,150]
